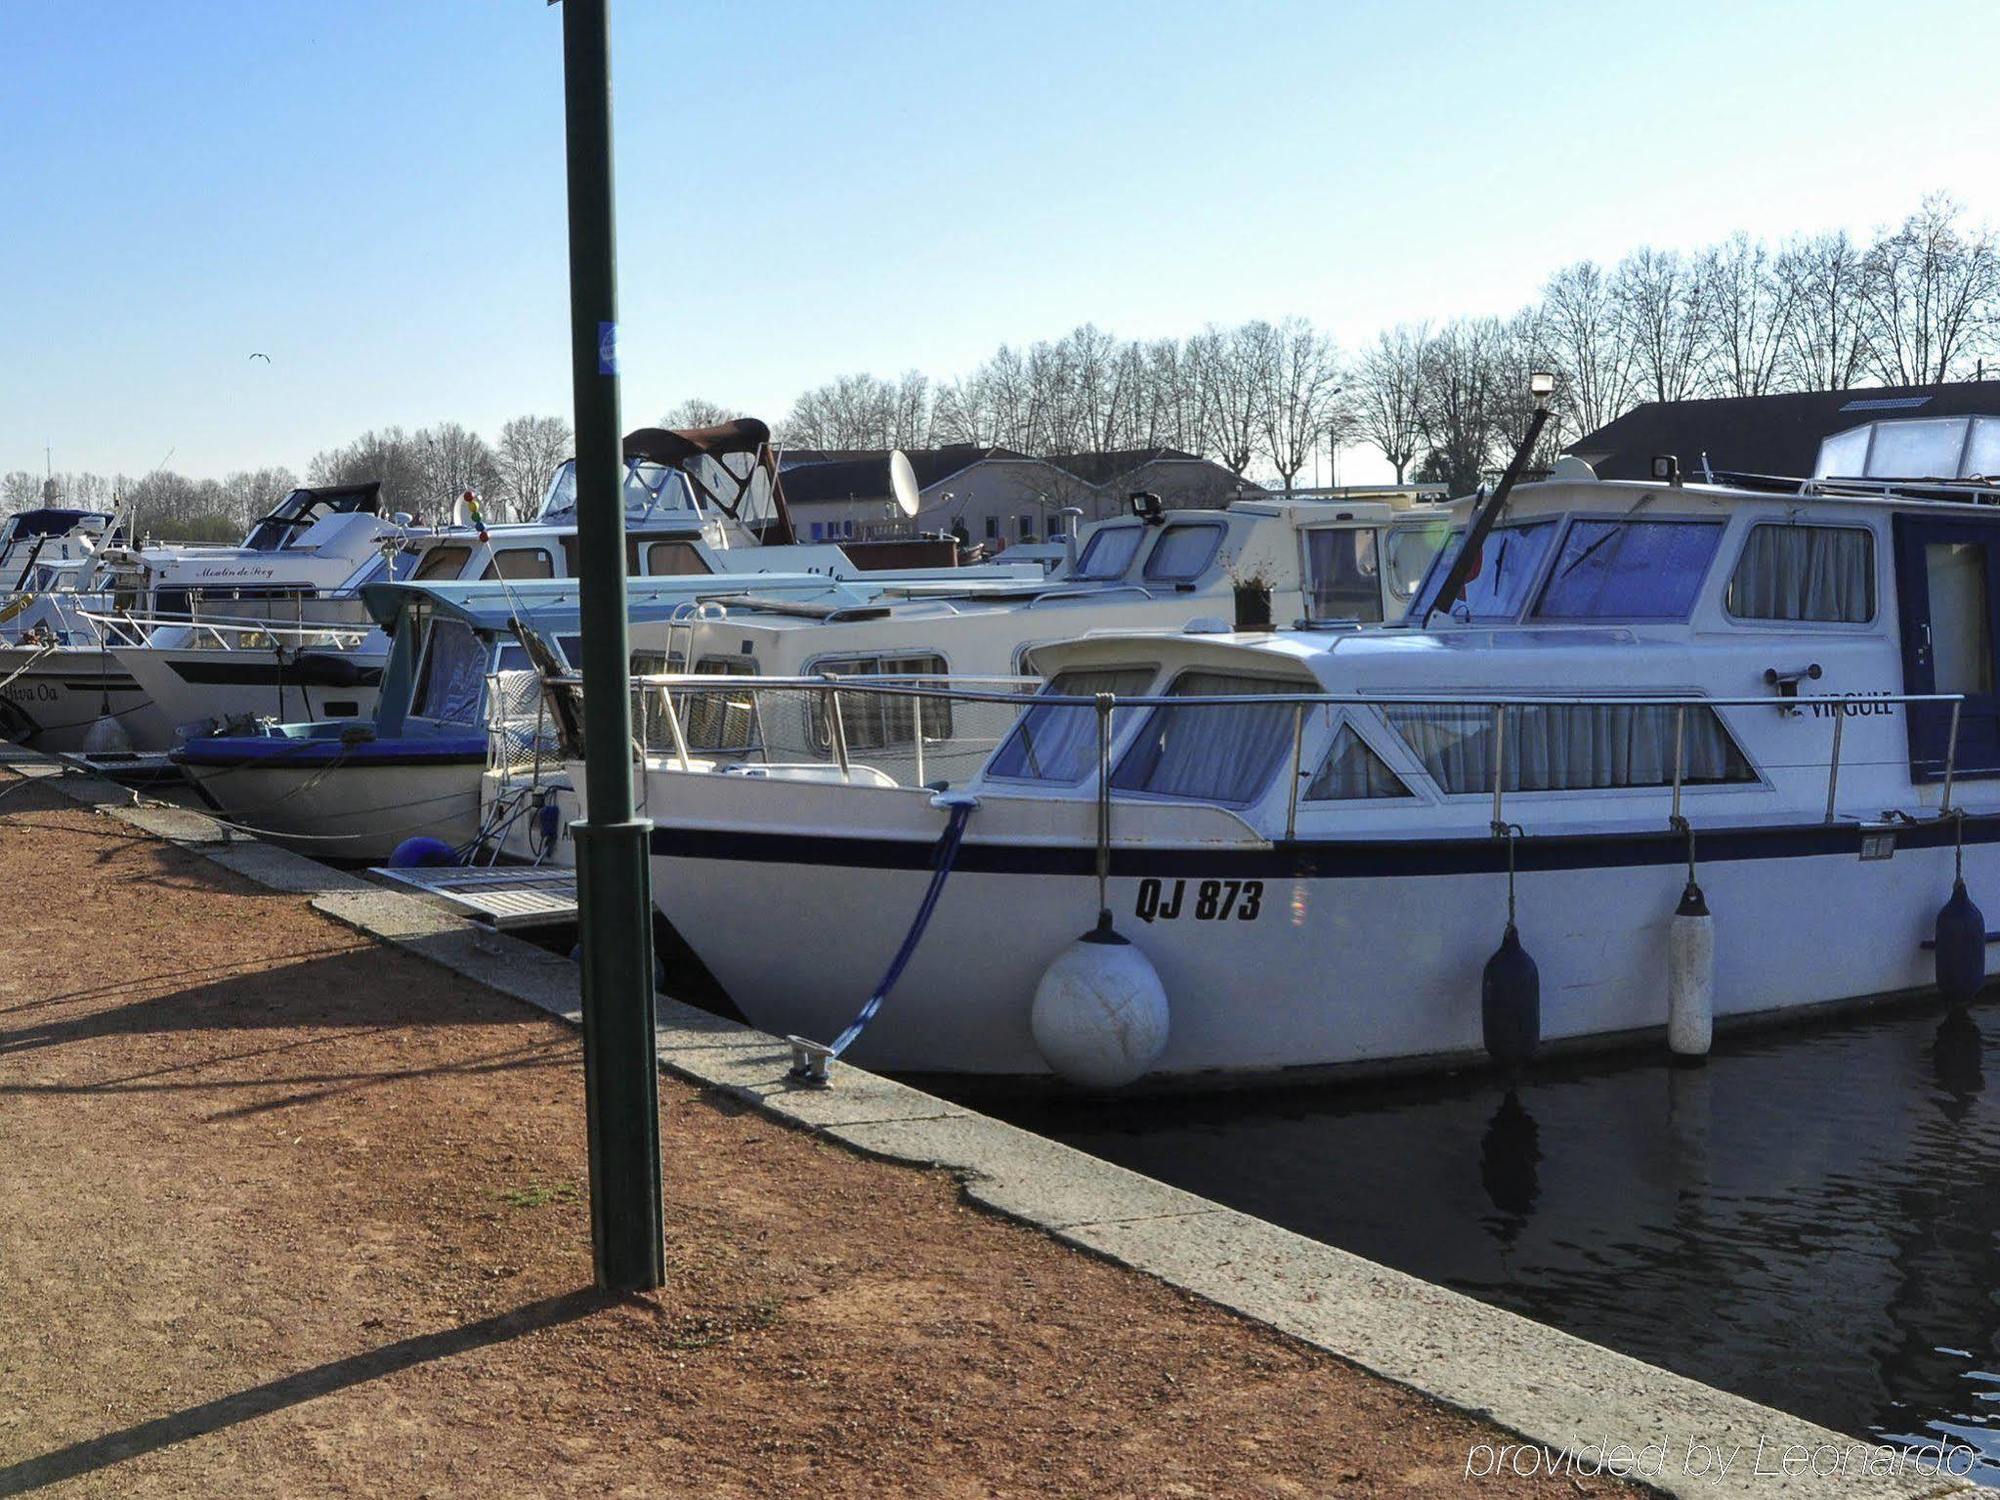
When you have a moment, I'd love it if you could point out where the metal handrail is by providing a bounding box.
[79,608,371,642]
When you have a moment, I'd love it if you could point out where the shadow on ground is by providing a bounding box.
[0,1290,613,1496]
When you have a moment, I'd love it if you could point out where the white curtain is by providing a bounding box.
[990,668,1154,782]
[1385,703,1750,794]
[1305,724,1410,800]
[1726,526,1873,623]
[1112,672,1307,803]
[415,621,487,725]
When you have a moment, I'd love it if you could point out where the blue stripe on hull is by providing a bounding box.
[649,814,1999,879]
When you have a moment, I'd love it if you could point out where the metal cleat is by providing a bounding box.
[787,1035,833,1086]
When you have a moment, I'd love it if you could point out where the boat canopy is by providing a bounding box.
[242,482,384,552]
[1,508,114,541]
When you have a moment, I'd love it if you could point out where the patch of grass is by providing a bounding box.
[496,1180,581,1211]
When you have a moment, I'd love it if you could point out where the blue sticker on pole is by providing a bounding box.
[597,320,619,375]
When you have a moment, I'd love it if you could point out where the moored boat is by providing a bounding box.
[637,436,2000,1087]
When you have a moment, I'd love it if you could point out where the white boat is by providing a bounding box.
[635,420,2000,1088]
[107,418,1033,749]
[0,484,408,752]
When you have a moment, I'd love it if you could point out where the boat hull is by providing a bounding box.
[646,776,2000,1084]
[114,643,384,742]
[176,738,487,862]
[0,646,175,752]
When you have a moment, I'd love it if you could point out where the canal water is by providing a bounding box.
[969,999,2000,1478]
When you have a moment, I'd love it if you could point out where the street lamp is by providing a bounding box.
[559,0,665,1294]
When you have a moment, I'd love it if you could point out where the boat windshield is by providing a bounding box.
[987,668,1156,784]
[539,460,698,521]
[1531,519,1723,621]
[1410,521,1555,622]
[1111,671,1313,805]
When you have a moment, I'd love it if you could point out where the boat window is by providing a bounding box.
[1304,725,1413,800]
[556,634,583,670]
[1411,522,1555,622]
[1302,529,1383,623]
[813,653,952,752]
[1725,525,1874,623]
[1072,525,1144,580]
[484,547,554,581]
[1385,702,1755,794]
[1385,523,1450,602]
[1532,519,1723,621]
[646,540,711,577]
[412,620,487,724]
[412,545,471,582]
[1112,671,1313,804]
[1142,522,1225,582]
[988,668,1156,783]
[668,655,760,754]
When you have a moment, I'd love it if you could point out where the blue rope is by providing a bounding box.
[823,798,975,1061]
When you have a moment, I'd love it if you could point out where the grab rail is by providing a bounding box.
[545,672,1972,829]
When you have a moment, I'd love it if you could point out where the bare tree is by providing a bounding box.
[660,397,737,430]
[1254,317,1344,494]
[308,426,425,515]
[2,471,44,509]
[219,466,299,528]
[495,414,573,522]
[889,371,931,448]
[412,422,501,518]
[1354,324,1429,484]
[1700,233,1797,397]
[1775,230,1873,390]
[1193,323,1269,476]
[1615,247,1711,403]
[1539,260,1632,437]
[1859,193,2000,386]
[1415,318,1504,494]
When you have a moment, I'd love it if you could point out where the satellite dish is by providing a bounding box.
[888,450,921,518]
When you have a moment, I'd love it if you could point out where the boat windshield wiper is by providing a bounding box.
[1556,526,1621,579]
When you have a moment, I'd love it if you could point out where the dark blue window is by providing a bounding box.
[1533,520,1723,621]
[1411,522,1556,622]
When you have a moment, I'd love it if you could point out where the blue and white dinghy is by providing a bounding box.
[636,443,2000,1087]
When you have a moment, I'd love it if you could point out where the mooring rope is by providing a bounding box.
[794,796,976,1076]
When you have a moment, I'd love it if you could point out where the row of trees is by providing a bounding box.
[700,192,2000,494]
[3,414,574,542]
[11,194,1997,520]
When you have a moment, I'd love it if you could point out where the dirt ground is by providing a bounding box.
[0,771,1629,1498]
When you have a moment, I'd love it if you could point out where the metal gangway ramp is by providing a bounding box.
[369,864,579,929]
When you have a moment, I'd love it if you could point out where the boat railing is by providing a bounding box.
[577,675,1971,836]
[79,608,372,651]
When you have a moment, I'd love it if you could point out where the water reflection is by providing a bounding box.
[969,1000,2000,1477]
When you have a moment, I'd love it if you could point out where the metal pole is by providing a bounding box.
[560,0,663,1295]
[1943,699,1962,814]
[1490,704,1507,831]
[1825,709,1845,825]
[1285,702,1305,842]
[1670,704,1686,826]
[826,685,851,780]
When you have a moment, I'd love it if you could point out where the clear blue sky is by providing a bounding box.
[4,0,1998,482]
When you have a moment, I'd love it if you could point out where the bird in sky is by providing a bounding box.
[249,352,270,363]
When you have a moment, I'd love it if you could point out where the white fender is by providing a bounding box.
[1030,921,1169,1088]
[1668,882,1714,1058]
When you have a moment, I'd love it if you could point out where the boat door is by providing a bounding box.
[1893,513,2000,779]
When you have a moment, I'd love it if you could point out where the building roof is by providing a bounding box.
[1566,381,2000,481]
[776,445,1035,505]
[1044,447,1211,485]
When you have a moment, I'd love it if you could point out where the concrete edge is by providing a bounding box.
[11,749,1982,1500]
